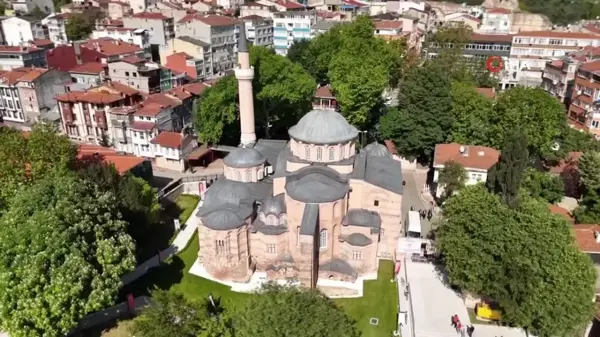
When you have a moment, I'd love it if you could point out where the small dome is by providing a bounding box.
[346,233,373,246]
[202,179,251,208]
[261,194,286,215]
[202,209,246,230]
[223,147,266,168]
[289,109,359,144]
[364,142,392,158]
[285,166,348,203]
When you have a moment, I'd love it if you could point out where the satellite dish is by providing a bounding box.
[551,142,560,151]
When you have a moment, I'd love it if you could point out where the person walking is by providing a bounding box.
[402,180,406,187]
[410,206,414,211]
[467,325,475,337]
[456,321,462,333]
[427,209,433,221]
[451,315,458,328]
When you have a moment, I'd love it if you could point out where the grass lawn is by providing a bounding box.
[176,194,201,223]
[335,260,398,337]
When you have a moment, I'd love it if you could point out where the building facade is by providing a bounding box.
[11,0,54,15]
[44,13,71,45]
[92,27,150,49]
[1,17,47,47]
[273,11,317,55]
[159,36,212,77]
[107,56,162,93]
[123,12,175,50]
[0,45,47,70]
[243,15,273,47]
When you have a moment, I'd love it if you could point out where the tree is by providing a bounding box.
[0,174,136,337]
[521,168,564,203]
[488,130,529,207]
[133,291,208,337]
[380,62,453,162]
[448,81,494,145]
[578,151,600,192]
[438,160,468,200]
[100,130,111,147]
[437,185,595,337]
[491,87,566,158]
[234,284,359,337]
[193,75,239,145]
[30,6,46,19]
[65,13,94,41]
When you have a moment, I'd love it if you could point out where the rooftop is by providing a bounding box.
[574,224,600,253]
[374,20,402,30]
[470,33,513,43]
[178,13,238,26]
[487,7,512,14]
[433,143,500,170]
[130,11,171,20]
[314,85,334,98]
[78,144,145,174]
[288,109,358,144]
[81,38,143,56]
[0,45,41,54]
[274,0,304,9]
[151,131,186,148]
[0,67,48,85]
[177,36,211,47]
[69,62,106,74]
[134,102,165,117]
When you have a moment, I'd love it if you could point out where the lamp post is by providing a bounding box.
[359,130,368,149]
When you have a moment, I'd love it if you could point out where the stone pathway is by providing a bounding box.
[402,169,435,237]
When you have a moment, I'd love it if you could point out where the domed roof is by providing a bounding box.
[202,179,251,209]
[288,109,359,144]
[346,233,373,247]
[364,142,392,158]
[202,208,246,230]
[285,166,349,203]
[223,147,266,168]
[261,194,286,215]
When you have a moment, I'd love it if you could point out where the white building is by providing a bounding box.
[273,11,317,55]
[2,16,47,46]
[479,7,511,34]
[243,15,273,47]
[12,0,54,15]
[432,143,500,198]
[385,0,427,14]
[126,0,157,13]
[92,27,150,49]
[43,13,71,45]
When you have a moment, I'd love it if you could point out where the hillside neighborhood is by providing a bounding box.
[1,0,600,336]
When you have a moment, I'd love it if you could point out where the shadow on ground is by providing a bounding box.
[150,176,173,190]
[120,255,186,300]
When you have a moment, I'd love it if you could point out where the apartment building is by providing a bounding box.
[123,12,175,51]
[273,11,317,55]
[2,16,47,47]
[150,131,196,172]
[509,31,600,88]
[258,0,305,11]
[0,45,47,70]
[0,67,71,128]
[242,15,273,47]
[159,36,212,71]
[240,2,276,19]
[107,56,163,93]
[176,14,239,74]
[56,82,143,144]
[385,0,428,14]
[69,62,107,88]
[44,13,71,45]
[47,38,146,71]
[478,7,511,34]
[542,46,600,104]
[567,60,600,136]
[126,0,157,13]
[92,27,150,49]
[12,0,54,15]
[165,52,208,81]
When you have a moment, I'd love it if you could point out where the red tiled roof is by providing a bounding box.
[584,24,600,35]
[475,87,496,99]
[0,68,48,85]
[384,139,398,155]
[78,144,146,174]
[130,11,171,20]
[56,90,125,104]
[32,39,54,47]
[574,224,600,253]
[244,1,268,6]
[0,45,40,54]
[580,59,600,72]
[145,93,181,107]
[516,31,600,39]
[106,82,139,96]
[49,12,73,20]
[130,121,157,131]
[151,131,185,148]
[120,55,146,64]
[168,87,193,100]
[134,102,165,117]
[374,20,402,30]
[81,38,142,57]
[17,68,48,82]
[182,82,208,95]
[433,143,500,170]
[70,62,106,74]
[178,13,238,25]
[274,0,304,8]
[315,85,334,98]
[241,14,266,21]
[550,151,583,174]
[548,203,574,222]
[487,7,511,14]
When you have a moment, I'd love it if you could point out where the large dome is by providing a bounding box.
[288,109,359,144]
[202,179,251,208]
[223,147,266,168]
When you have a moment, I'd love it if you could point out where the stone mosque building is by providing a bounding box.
[195,27,404,288]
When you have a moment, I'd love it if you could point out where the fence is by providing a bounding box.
[158,170,224,204]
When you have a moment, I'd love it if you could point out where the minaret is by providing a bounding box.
[234,24,256,148]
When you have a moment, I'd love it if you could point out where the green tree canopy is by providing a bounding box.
[438,160,468,200]
[448,81,494,145]
[234,284,359,337]
[521,168,564,203]
[193,75,239,145]
[437,185,596,337]
[65,13,95,41]
[573,151,600,223]
[0,174,136,337]
[488,130,529,207]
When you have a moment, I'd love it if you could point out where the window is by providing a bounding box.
[592,120,599,128]
[352,251,362,260]
[216,240,226,255]
[319,230,327,250]
[329,147,335,161]
[316,147,322,160]
[374,200,379,206]
[305,145,310,160]
[8,100,13,109]
[132,72,137,77]
[297,226,301,246]
[549,38,562,45]
[246,170,252,181]
[15,101,20,110]
[584,87,594,96]
[266,244,276,253]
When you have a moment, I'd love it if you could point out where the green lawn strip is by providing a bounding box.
[334,260,399,337]
[176,194,201,224]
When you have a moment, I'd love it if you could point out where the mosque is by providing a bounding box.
[195,27,404,288]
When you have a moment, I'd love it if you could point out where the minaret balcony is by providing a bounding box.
[235,67,255,80]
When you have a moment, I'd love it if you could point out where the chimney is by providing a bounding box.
[459,145,468,156]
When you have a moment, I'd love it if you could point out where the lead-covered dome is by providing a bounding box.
[288,109,359,144]
[224,147,266,168]
[364,142,392,158]
[261,194,286,215]
[202,179,251,208]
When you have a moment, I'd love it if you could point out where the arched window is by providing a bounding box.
[235,170,241,181]
[297,226,301,246]
[348,143,352,157]
[305,145,310,160]
[316,147,323,161]
[319,230,327,250]
[246,169,252,182]
[257,168,264,180]
[329,147,335,161]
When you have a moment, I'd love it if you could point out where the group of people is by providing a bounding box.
[451,315,475,337]
[409,206,433,221]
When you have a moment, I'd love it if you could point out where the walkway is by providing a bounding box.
[121,198,203,285]
[402,169,435,236]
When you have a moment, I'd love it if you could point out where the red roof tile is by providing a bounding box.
[182,82,208,95]
[130,121,157,131]
[580,59,600,72]
[585,24,600,35]
[475,87,496,99]
[120,55,146,64]
[130,11,171,20]
[0,45,41,54]
[374,20,402,30]
[145,93,181,107]
[470,33,513,42]
[550,151,583,174]
[78,144,146,174]
[548,203,574,222]
[32,39,54,47]
[151,131,185,148]
[178,13,238,25]
[56,90,125,104]
[487,7,511,14]
[433,143,500,170]
[70,62,106,74]
[241,14,266,21]
[106,82,139,96]
[0,68,48,85]
[134,102,165,117]
[384,139,398,155]
[81,38,143,57]
[274,0,304,8]
[315,85,334,98]
[574,224,600,252]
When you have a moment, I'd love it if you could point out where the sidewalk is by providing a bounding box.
[121,198,203,285]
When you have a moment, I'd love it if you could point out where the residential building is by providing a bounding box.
[0,67,71,128]
[478,7,511,34]
[107,0,132,19]
[126,0,157,13]
[439,12,481,31]
[273,11,317,55]
[56,82,143,144]
[311,20,342,35]
[92,27,150,49]
[31,39,55,50]
[217,0,242,10]
[242,15,273,47]
[43,13,72,45]
[385,0,428,14]
[176,14,239,74]
[432,143,500,198]
[313,84,337,111]
[147,2,189,23]
[573,225,600,297]
[69,62,107,88]
[240,2,275,19]
[0,45,47,70]
[12,0,54,15]
[373,19,404,40]
[47,38,146,71]
[567,60,600,136]
[123,12,175,52]
[257,0,305,11]
[2,16,47,47]
[107,55,163,93]
[165,52,207,80]
[542,46,600,104]
[159,36,212,73]
[96,18,125,30]
[150,131,196,171]
[78,143,152,176]
[128,101,172,157]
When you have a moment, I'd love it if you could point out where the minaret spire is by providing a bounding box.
[234,24,256,148]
